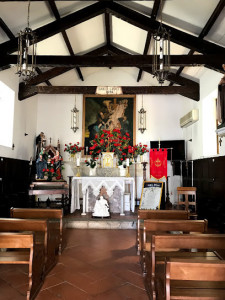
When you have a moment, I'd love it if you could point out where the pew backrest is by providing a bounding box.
[137,210,189,255]
[0,218,51,272]
[0,232,44,300]
[165,259,225,300]
[10,208,63,254]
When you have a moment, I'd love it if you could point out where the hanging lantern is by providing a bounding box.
[16,0,36,81]
[138,95,146,134]
[71,97,79,133]
[152,0,170,84]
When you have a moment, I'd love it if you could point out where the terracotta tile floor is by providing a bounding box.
[0,229,148,300]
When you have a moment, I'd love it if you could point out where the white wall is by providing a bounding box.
[183,68,223,160]
[36,85,194,201]
[0,68,38,161]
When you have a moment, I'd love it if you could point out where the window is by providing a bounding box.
[0,81,15,147]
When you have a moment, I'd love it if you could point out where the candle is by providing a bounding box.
[76,158,80,167]
[86,146,88,155]
[126,158,129,167]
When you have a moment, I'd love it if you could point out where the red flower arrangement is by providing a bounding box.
[89,129,134,165]
[64,142,84,155]
[42,167,57,181]
[133,143,149,157]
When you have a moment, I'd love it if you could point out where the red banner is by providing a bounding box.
[150,149,167,179]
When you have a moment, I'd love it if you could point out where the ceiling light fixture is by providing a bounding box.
[16,0,37,81]
[152,0,170,85]
[71,96,79,133]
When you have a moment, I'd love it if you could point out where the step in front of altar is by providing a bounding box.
[64,213,137,230]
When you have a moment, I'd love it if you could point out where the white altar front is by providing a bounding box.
[71,176,135,215]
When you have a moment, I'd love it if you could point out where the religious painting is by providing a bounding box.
[83,95,136,153]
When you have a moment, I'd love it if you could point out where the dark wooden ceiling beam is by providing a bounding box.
[2,54,224,68]
[137,0,161,82]
[0,1,107,54]
[19,84,199,101]
[170,0,225,86]
[108,44,198,87]
[106,2,225,60]
[0,17,14,40]
[25,45,109,86]
[105,12,110,46]
[47,0,84,81]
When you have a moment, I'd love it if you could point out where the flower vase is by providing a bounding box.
[118,165,127,176]
[89,167,97,176]
[70,153,76,162]
[139,155,144,162]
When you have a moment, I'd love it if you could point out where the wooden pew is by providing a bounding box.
[163,259,225,300]
[0,218,56,274]
[0,232,44,300]
[137,210,189,255]
[10,208,64,255]
[147,234,225,300]
[141,219,208,274]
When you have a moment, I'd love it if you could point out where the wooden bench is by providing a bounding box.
[137,210,189,255]
[10,208,64,255]
[0,232,44,300]
[0,218,57,274]
[147,234,225,300]
[162,259,225,300]
[141,219,208,274]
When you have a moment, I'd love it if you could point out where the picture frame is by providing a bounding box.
[82,94,136,153]
[139,181,163,210]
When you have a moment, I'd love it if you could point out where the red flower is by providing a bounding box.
[125,132,130,136]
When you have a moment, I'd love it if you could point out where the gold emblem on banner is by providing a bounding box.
[155,158,162,167]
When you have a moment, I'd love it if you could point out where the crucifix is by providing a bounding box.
[49,137,52,144]
[219,137,222,146]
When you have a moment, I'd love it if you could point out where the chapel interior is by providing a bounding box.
[1,0,225,299]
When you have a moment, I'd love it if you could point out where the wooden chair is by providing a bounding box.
[137,210,189,255]
[0,218,57,274]
[141,219,208,274]
[164,259,225,300]
[148,234,225,300]
[0,232,44,300]
[177,187,197,216]
[10,208,64,255]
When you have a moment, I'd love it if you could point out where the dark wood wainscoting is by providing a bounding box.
[193,156,225,231]
[0,157,34,217]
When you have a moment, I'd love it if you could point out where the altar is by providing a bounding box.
[71,176,135,216]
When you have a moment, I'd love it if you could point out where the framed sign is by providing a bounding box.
[139,181,164,210]
[82,95,136,153]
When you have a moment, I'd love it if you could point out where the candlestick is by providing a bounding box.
[126,158,129,167]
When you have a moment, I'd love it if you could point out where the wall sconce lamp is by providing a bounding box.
[16,0,37,81]
[71,96,79,133]
[138,95,146,134]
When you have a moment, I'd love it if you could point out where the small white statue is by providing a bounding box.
[92,196,110,218]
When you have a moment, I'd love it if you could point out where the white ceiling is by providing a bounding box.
[0,0,224,87]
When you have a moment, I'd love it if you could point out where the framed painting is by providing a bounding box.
[83,95,136,154]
